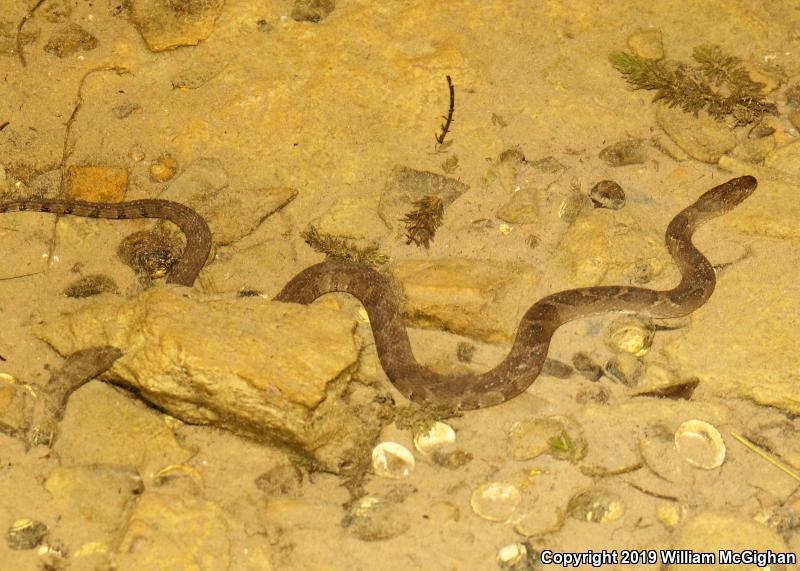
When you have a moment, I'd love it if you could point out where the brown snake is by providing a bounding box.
[0,176,757,410]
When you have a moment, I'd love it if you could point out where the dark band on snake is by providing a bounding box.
[0,175,757,410]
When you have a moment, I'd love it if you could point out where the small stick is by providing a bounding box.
[730,431,800,483]
[435,75,455,145]
[16,0,47,67]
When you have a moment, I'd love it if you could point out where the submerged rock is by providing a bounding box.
[37,287,387,472]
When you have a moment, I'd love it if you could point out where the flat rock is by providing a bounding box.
[112,492,234,570]
[627,29,664,60]
[54,381,194,475]
[162,158,296,245]
[663,239,800,415]
[66,165,128,202]
[656,106,737,164]
[394,257,540,344]
[36,287,386,471]
[43,23,98,57]
[718,158,800,240]
[496,188,539,224]
[315,197,387,243]
[378,166,469,233]
[670,511,788,571]
[45,465,143,544]
[292,0,336,22]
[128,0,225,52]
[763,138,800,186]
[556,211,667,286]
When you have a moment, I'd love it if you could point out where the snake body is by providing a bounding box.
[0,176,757,410]
[0,198,211,286]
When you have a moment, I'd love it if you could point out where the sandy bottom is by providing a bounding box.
[1,1,799,570]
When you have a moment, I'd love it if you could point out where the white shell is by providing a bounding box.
[497,542,527,565]
[371,442,415,479]
[674,419,726,469]
[470,482,522,522]
[413,422,455,455]
[567,488,625,523]
[605,315,655,356]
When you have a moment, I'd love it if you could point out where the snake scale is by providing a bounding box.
[0,175,757,410]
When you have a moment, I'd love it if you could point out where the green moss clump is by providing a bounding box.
[610,44,777,125]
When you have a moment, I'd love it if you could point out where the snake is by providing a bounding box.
[0,198,211,286]
[0,175,757,410]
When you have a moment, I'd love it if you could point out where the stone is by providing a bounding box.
[111,493,234,570]
[0,382,33,436]
[662,239,800,415]
[196,186,297,245]
[37,287,387,471]
[393,257,540,344]
[627,29,664,60]
[556,212,666,286]
[656,106,737,164]
[53,382,193,475]
[496,188,539,224]
[66,165,128,202]
[598,139,649,166]
[128,0,225,52]
[43,23,98,57]
[291,0,336,22]
[315,197,387,243]
[161,158,296,245]
[717,157,800,240]
[789,108,800,131]
[378,166,468,233]
[671,511,788,570]
[45,465,143,542]
[763,138,800,186]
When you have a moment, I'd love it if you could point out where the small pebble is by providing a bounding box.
[567,488,625,523]
[342,496,410,541]
[748,123,775,139]
[150,153,178,182]
[572,352,603,382]
[432,449,473,469]
[598,139,648,166]
[541,358,573,379]
[6,519,48,550]
[291,0,335,22]
[604,354,644,387]
[626,29,664,60]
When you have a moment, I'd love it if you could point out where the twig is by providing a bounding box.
[47,66,131,270]
[16,0,48,67]
[435,75,454,146]
[59,65,132,195]
[730,431,800,483]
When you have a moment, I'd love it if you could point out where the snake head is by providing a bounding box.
[695,176,757,214]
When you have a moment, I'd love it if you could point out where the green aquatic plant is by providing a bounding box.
[610,44,777,125]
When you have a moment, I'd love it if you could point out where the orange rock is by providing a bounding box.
[66,166,128,202]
